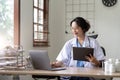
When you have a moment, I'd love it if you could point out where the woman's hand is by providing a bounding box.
[51,61,63,68]
[85,54,100,67]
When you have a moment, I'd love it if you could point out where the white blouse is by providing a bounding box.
[56,36,105,68]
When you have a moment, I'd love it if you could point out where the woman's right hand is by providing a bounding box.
[51,61,63,68]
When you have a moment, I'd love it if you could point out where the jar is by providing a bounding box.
[104,60,116,73]
[104,61,110,73]
[109,63,116,73]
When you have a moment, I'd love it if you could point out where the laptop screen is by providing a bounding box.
[29,50,52,70]
[29,50,66,71]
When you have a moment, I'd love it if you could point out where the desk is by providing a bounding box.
[0,67,120,79]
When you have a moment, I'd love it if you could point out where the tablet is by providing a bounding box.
[73,47,94,61]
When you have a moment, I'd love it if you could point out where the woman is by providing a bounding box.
[51,17,105,80]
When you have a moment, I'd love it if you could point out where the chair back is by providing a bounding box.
[101,46,106,56]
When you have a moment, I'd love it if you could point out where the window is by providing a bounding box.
[0,0,20,49]
[33,0,49,47]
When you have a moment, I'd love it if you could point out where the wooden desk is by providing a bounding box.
[0,67,120,78]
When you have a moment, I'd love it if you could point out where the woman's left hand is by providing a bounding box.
[85,54,100,67]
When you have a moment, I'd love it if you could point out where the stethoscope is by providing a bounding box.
[76,37,91,48]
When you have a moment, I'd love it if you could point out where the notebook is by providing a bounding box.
[73,47,94,61]
[29,50,66,71]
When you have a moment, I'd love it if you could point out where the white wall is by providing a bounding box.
[95,0,120,59]
[20,0,33,56]
[48,0,65,61]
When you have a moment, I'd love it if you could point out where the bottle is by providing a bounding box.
[115,59,120,72]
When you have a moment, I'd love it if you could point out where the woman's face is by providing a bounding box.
[71,21,84,37]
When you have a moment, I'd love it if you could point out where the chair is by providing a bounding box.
[100,47,113,80]
[32,75,60,80]
[101,46,106,56]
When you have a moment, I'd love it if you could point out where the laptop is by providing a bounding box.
[73,47,94,61]
[29,50,66,71]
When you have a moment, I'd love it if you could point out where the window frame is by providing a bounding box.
[33,0,49,47]
[14,0,20,46]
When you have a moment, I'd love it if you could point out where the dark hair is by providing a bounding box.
[70,17,90,33]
